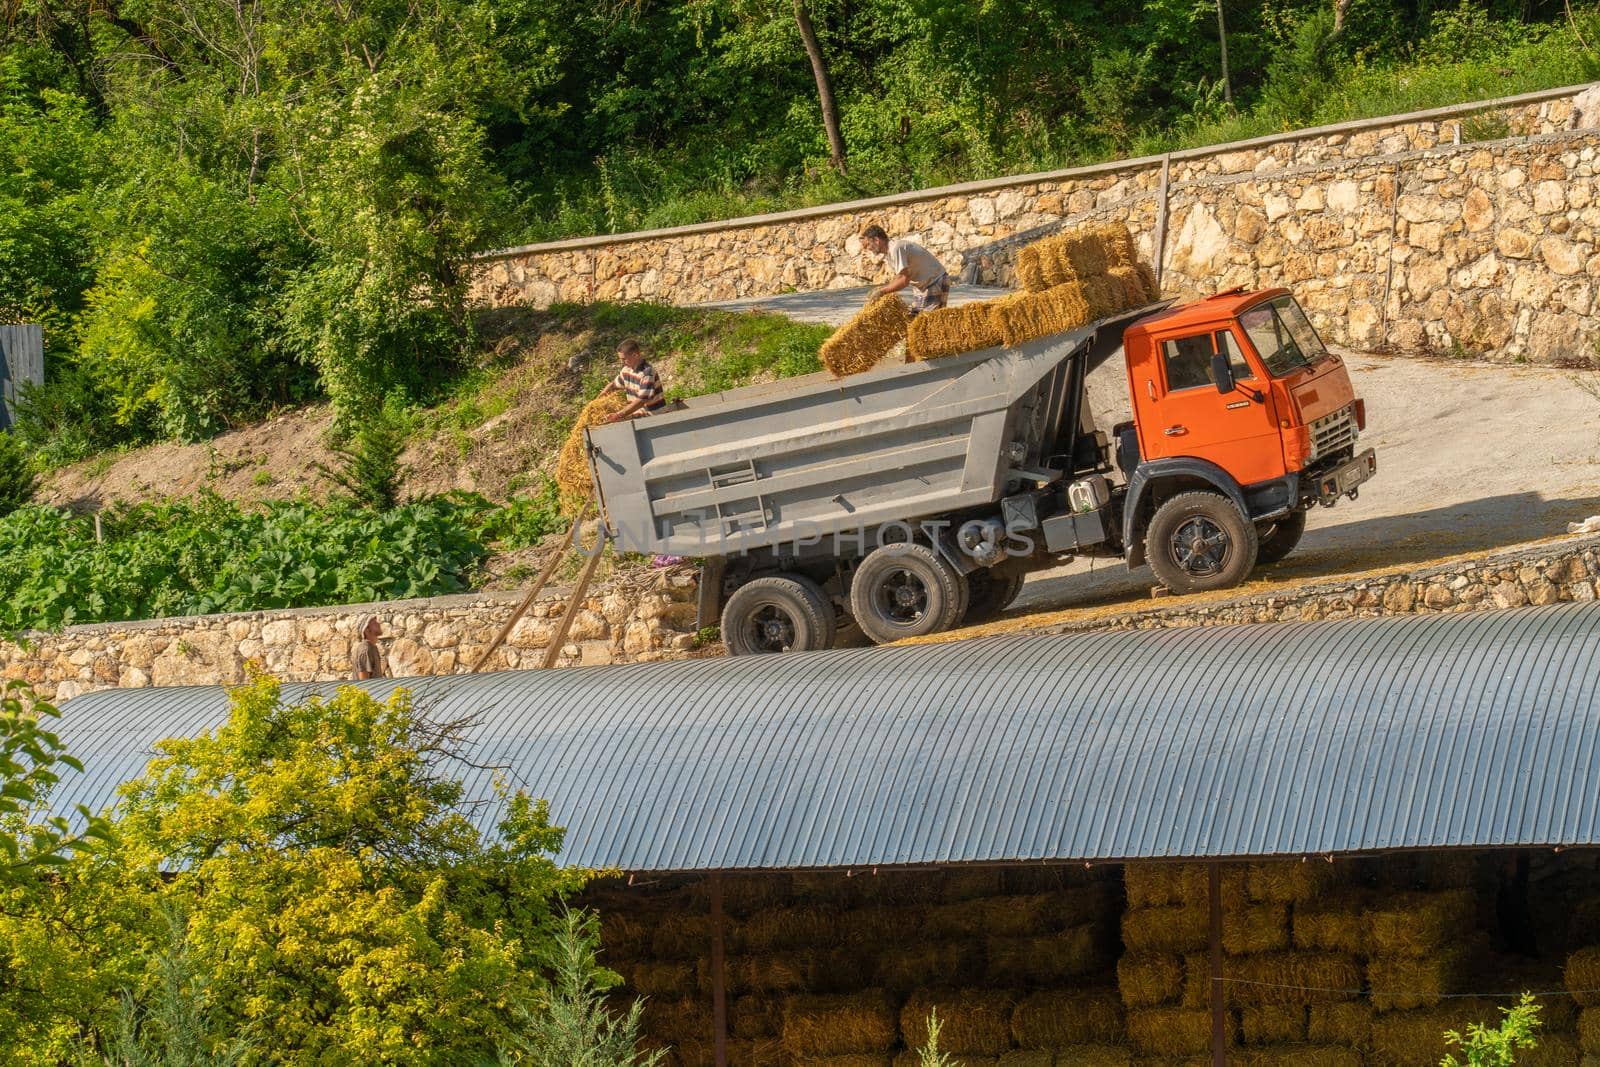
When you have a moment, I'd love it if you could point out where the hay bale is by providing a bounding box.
[838,905,933,946]
[733,905,841,953]
[989,284,1091,348]
[1011,989,1124,1047]
[1522,1032,1582,1067]
[902,990,1018,1055]
[1571,947,1600,1007]
[712,950,857,994]
[1117,953,1185,1009]
[1224,903,1290,956]
[724,1037,789,1067]
[985,924,1104,985]
[1122,905,1208,954]
[1570,896,1600,942]
[620,960,697,996]
[1233,1047,1361,1067]
[907,300,1006,361]
[1106,265,1149,308]
[1543,994,1580,1032]
[556,391,632,508]
[1124,864,1209,908]
[1092,222,1138,269]
[874,940,984,992]
[1078,275,1125,319]
[1245,863,1338,904]
[1367,948,1470,1011]
[642,997,712,1043]
[652,913,712,960]
[997,1052,1054,1067]
[1240,1005,1309,1044]
[1229,954,1361,1007]
[684,873,793,916]
[1062,232,1108,278]
[782,991,899,1056]
[813,1057,892,1067]
[1370,1000,1501,1067]
[820,294,910,377]
[892,1057,997,1067]
[1583,1007,1600,1053]
[929,893,1063,939]
[732,994,783,1039]
[1126,1007,1213,1057]
[1016,245,1051,293]
[1307,1002,1371,1048]
[1291,897,1369,955]
[1013,1048,1130,1067]
[600,910,657,960]
[1368,890,1475,957]
[1136,263,1160,301]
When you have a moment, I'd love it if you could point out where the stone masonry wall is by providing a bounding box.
[1,569,703,705]
[1026,533,1600,637]
[472,84,1600,363]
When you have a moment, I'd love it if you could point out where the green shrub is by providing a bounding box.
[316,395,415,510]
[1439,993,1541,1066]
[0,433,37,518]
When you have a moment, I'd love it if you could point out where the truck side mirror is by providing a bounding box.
[1211,352,1235,395]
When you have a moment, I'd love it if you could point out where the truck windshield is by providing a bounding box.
[1238,297,1329,377]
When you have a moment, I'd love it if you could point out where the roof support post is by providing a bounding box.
[1209,862,1226,1067]
[710,873,728,1067]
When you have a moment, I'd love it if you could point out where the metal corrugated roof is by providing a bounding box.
[51,602,1600,871]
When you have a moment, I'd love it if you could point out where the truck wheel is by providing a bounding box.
[1254,510,1308,566]
[850,543,964,645]
[1146,491,1258,595]
[963,570,1025,625]
[721,576,836,656]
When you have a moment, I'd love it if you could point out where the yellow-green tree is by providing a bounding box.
[1,675,589,1065]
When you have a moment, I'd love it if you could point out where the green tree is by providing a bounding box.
[497,908,666,1067]
[95,675,586,1064]
[1439,993,1542,1067]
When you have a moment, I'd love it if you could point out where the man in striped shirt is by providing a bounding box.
[599,338,667,422]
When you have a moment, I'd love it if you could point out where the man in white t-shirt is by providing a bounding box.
[861,224,949,315]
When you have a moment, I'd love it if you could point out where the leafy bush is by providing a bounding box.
[0,433,37,518]
[316,394,416,510]
[471,480,568,550]
[1440,992,1542,1066]
[496,908,665,1067]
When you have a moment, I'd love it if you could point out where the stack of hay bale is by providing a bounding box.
[593,867,1126,1065]
[905,221,1159,364]
[1564,867,1600,1067]
[1288,856,1506,1067]
[1119,862,1364,1067]
[817,220,1158,375]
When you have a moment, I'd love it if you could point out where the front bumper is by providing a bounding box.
[1313,448,1376,503]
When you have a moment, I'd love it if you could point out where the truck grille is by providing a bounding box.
[1308,404,1356,463]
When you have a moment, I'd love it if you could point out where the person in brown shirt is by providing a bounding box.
[351,615,387,680]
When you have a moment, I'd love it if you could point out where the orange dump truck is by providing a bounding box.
[587,287,1375,653]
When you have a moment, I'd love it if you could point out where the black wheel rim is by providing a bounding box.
[744,604,797,653]
[875,567,930,624]
[1172,516,1230,577]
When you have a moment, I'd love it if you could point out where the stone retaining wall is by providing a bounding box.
[472,84,1600,363]
[1,569,703,705]
[1029,533,1600,636]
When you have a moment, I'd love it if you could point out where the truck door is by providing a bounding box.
[1136,328,1285,485]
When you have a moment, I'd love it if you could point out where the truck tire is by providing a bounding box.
[1254,510,1308,566]
[850,543,965,645]
[1146,491,1259,596]
[721,575,836,656]
[963,570,1025,625]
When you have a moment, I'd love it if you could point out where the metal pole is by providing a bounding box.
[1209,862,1226,1067]
[710,873,728,1067]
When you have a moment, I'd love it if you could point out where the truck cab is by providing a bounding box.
[1107,287,1374,593]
